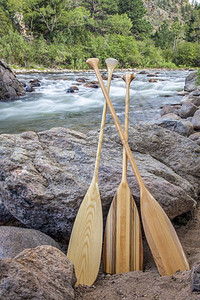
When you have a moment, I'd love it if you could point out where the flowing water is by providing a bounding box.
[0,70,189,134]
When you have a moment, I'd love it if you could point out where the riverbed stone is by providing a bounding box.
[0,60,25,100]
[160,105,180,116]
[0,245,75,300]
[178,101,198,118]
[160,113,180,120]
[0,125,198,242]
[189,96,200,107]
[192,109,200,130]
[0,226,61,259]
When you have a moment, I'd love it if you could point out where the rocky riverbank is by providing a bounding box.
[0,69,199,299]
[156,71,200,145]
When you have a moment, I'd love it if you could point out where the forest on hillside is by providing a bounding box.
[0,0,200,69]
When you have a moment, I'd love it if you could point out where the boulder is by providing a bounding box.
[0,245,75,300]
[0,61,25,100]
[184,71,200,92]
[160,105,180,116]
[160,113,180,121]
[188,96,200,107]
[192,109,200,130]
[0,226,61,259]
[156,119,194,137]
[178,101,198,118]
[0,125,198,242]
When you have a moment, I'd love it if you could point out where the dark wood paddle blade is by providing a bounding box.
[103,181,143,274]
[67,180,103,286]
[141,187,190,276]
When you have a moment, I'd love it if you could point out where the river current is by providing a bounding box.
[0,69,189,134]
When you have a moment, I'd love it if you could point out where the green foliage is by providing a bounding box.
[153,21,173,49]
[0,7,13,36]
[0,29,31,65]
[186,4,200,42]
[103,13,132,35]
[0,0,199,69]
[118,0,153,39]
[172,41,200,67]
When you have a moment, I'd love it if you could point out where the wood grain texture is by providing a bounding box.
[141,187,190,276]
[67,58,118,286]
[103,73,143,274]
[103,182,143,274]
[86,57,190,276]
[67,179,102,286]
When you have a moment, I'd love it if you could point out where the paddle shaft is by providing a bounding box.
[93,58,118,182]
[121,74,135,183]
[86,58,144,190]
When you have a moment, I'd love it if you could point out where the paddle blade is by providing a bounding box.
[141,187,190,276]
[67,180,103,286]
[103,182,143,274]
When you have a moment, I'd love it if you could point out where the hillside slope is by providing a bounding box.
[143,0,192,30]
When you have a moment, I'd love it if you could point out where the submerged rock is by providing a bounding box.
[0,245,75,300]
[0,124,198,242]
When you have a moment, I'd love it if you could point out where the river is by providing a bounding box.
[0,69,189,134]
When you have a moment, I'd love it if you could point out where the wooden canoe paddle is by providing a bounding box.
[67,58,118,286]
[103,73,143,274]
[86,58,190,276]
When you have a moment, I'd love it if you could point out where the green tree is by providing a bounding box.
[0,7,13,36]
[103,13,132,35]
[171,21,185,49]
[153,21,173,49]
[186,4,200,42]
[118,0,152,39]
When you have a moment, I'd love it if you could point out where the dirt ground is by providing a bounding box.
[75,204,200,300]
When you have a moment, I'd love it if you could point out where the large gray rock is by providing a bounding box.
[192,109,200,130]
[0,61,25,100]
[178,101,198,118]
[184,71,200,92]
[0,226,61,259]
[0,125,199,242]
[0,245,75,300]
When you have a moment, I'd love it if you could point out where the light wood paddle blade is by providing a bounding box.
[103,73,143,274]
[67,58,118,286]
[103,182,143,274]
[141,187,190,276]
[86,58,190,276]
[67,179,102,286]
